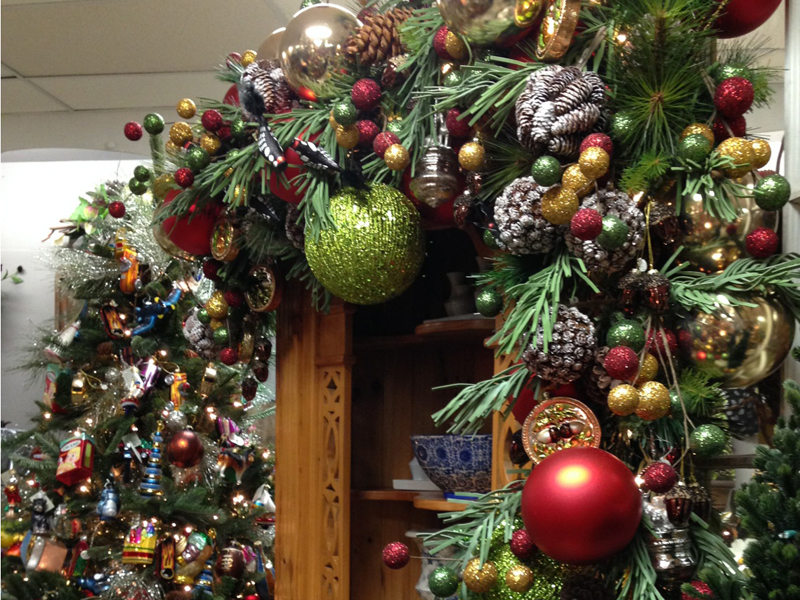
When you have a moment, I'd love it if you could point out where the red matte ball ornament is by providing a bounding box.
[714,0,782,39]
[160,190,220,257]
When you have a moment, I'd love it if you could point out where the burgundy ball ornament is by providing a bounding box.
[446,108,472,138]
[604,346,640,381]
[201,109,224,132]
[356,120,380,147]
[166,429,204,468]
[714,77,755,118]
[715,0,782,39]
[373,131,401,158]
[521,447,642,564]
[351,78,382,111]
[382,542,410,569]
[203,259,223,282]
[124,121,143,141]
[641,461,678,494]
[108,201,126,219]
[682,581,713,600]
[510,529,537,560]
[224,290,245,308]
[580,133,613,157]
[570,208,603,241]
[220,348,239,366]
[713,115,747,143]
[433,26,450,59]
[746,227,779,258]
[647,328,678,357]
[174,167,195,189]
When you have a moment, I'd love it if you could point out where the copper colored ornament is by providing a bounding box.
[176,98,197,119]
[245,265,283,312]
[200,133,221,155]
[463,558,498,593]
[664,486,693,528]
[515,0,544,27]
[536,0,581,61]
[210,218,240,262]
[506,564,534,593]
[409,145,461,208]
[169,122,193,147]
[384,144,410,171]
[521,397,601,464]
[643,272,671,312]
[382,542,410,569]
[166,429,204,469]
[688,483,711,522]
[458,141,485,171]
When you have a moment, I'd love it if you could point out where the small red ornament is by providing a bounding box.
[166,429,204,468]
[381,542,410,569]
[224,290,245,308]
[263,131,321,204]
[604,346,640,381]
[682,581,713,600]
[713,115,747,143]
[161,190,220,257]
[715,0,782,39]
[647,328,678,357]
[746,227,779,258]
[351,79,382,112]
[433,26,450,59]
[108,201,126,219]
[226,52,242,68]
[220,348,239,366]
[373,132,401,158]
[356,120,380,147]
[241,377,258,402]
[202,259,223,282]
[570,208,603,241]
[510,529,537,560]
[217,125,232,141]
[714,77,755,118]
[446,108,472,138]
[521,447,642,564]
[174,168,195,189]
[201,109,224,132]
[580,133,613,157]
[510,377,538,424]
[223,84,240,107]
[641,461,678,494]
[253,360,270,383]
[124,122,143,141]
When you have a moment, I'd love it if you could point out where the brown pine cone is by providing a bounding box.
[584,346,615,404]
[285,205,305,251]
[346,8,414,65]
[561,574,613,600]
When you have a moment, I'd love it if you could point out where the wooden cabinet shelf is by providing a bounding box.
[351,489,469,513]
[413,493,467,512]
[354,316,495,351]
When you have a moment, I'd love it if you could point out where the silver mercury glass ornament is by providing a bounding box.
[408,114,461,208]
[643,493,696,589]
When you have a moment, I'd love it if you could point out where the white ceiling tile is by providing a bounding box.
[1,79,70,113]
[1,63,16,77]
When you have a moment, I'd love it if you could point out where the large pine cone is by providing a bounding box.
[494,177,560,255]
[516,65,606,158]
[522,306,597,385]
[564,185,645,273]
[346,8,414,65]
[584,346,617,404]
[561,574,613,600]
[238,59,293,121]
[285,205,305,251]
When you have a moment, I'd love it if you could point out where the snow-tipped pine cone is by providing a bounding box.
[493,177,561,255]
[516,66,606,159]
[182,313,216,360]
[285,205,305,251]
[565,185,645,273]
[522,305,597,385]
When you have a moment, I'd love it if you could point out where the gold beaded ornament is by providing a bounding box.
[749,139,771,170]
[205,291,229,320]
[459,141,485,171]
[169,122,193,147]
[335,125,360,149]
[541,186,579,225]
[607,384,640,416]
[635,381,671,421]
[463,558,498,593]
[505,564,534,594]
[680,123,715,147]
[176,98,197,119]
[384,144,410,171]
[444,30,468,60]
[717,137,755,179]
[634,353,659,385]
[578,147,610,180]
[241,50,258,67]
[200,133,222,155]
[561,163,594,197]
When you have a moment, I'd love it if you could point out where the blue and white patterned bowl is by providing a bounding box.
[410,435,492,494]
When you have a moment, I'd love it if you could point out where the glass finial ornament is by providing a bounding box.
[139,421,165,497]
[408,114,461,208]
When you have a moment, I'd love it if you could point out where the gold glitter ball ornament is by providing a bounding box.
[459,142,485,171]
[335,125,360,149]
[464,558,498,593]
[200,133,222,155]
[445,30,468,60]
[209,318,225,331]
[206,290,230,320]
[165,140,180,153]
[241,50,258,67]
[176,98,197,119]
[680,123,714,147]
[384,144,410,171]
[170,122,193,146]
[634,353,659,385]
[305,183,425,305]
[561,164,594,197]
[505,564,534,594]
[607,384,640,417]
[749,139,772,170]
[153,174,175,202]
[635,381,671,421]
[578,147,610,180]
[541,186,579,225]
[717,137,755,178]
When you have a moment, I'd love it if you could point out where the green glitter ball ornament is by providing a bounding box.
[386,120,403,136]
[213,326,230,346]
[332,99,358,127]
[606,319,646,352]
[531,156,561,187]
[690,424,727,458]
[444,70,464,87]
[611,112,635,141]
[754,174,791,211]
[129,178,148,195]
[197,308,211,325]
[483,229,501,249]
[669,390,683,417]
[187,147,211,172]
[596,215,629,250]
[143,113,165,135]
[231,118,248,140]
[476,288,503,318]
[133,165,151,182]
[716,63,753,84]
[428,566,460,598]
[305,183,425,305]
[677,134,712,163]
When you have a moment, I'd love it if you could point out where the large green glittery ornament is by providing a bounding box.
[333,99,358,126]
[596,215,629,250]
[754,174,791,211]
[428,566,460,597]
[213,326,230,346]
[129,178,148,195]
[677,134,712,163]
[476,288,503,318]
[187,147,211,172]
[531,156,561,187]
[611,112,635,141]
[197,308,211,325]
[305,183,424,305]
[690,424,727,458]
[606,319,645,352]
[143,113,165,135]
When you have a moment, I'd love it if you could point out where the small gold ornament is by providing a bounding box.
[335,125,360,149]
[463,558,498,593]
[579,147,610,180]
[224,167,234,178]
[176,98,197,119]
[169,122,193,147]
[153,174,175,202]
[607,384,640,416]
[241,49,258,67]
[384,144,410,171]
[635,381,671,421]
[209,318,225,331]
[200,133,221,155]
[505,564,534,593]
[541,185,579,225]
[206,290,230,320]
[521,397,601,464]
[514,0,545,27]
[445,30,468,60]
[680,123,714,147]
[634,353,659,385]
[329,111,338,129]
[749,139,771,170]
[561,163,594,197]
[717,137,755,178]
[165,140,180,153]
[459,142,485,171]
[440,61,457,77]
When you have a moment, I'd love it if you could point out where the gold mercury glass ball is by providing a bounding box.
[206,290,230,320]
[176,98,197,119]
[463,558,498,593]
[561,163,594,197]
[241,50,258,67]
[607,384,640,416]
[717,137,755,179]
[680,123,715,147]
[634,353,659,385]
[200,133,221,155]
[445,30,468,60]
[635,381,671,421]
[169,122,193,146]
[578,147,610,180]
[459,142,485,171]
[384,144,410,171]
[335,125,360,149]
[749,139,771,170]
[505,563,534,594]
[541,186,579,225]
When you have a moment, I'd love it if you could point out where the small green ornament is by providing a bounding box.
[386,120,403,136]
[300,0,320,7]
[197,308,211,325]
[754,174,791,211]
[129,178,148,195]
[143,113,165,135]
[231,119,248,140]
[443,70,464,87]
[428,567,459,598]
[531,156,561,187]
[332,99,358,127]
[596,215,629,250]
[483,229,500,249]
[669,390,683,417]
[133,165,151,182]
[716,63,753,84]
[690,424,727,458]
[611,112,635,141]
[476,288,503,318]
[187,147,211,172]
[213,326,230,346]
[606,319,645,352]
[677,134,712,163]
